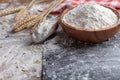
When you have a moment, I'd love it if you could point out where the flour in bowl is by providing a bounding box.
[63,2,118,30]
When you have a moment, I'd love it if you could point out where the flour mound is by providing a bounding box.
[63,2,118,30]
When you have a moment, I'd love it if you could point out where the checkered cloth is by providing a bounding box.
[40,0,120,14]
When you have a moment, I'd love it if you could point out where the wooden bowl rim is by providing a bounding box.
[60,5,120,32]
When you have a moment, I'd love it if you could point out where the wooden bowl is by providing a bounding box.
[59,6,120,43]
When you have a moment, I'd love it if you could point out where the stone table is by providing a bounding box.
[0,8,42,80]
[43,29,120,80]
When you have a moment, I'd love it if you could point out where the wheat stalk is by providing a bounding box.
[42,0,64,16]
[22,12,31,20]
[35,0,53,3]
[0,6,25,17]
[15,0,36,20]
[15,6,27,21]
[15,0,56,21]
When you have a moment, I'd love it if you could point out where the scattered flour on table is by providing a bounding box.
[63,2,118,30]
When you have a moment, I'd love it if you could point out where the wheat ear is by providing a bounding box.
[14,14,38,29]
[31,0,63,32]
[0,6,25,17]
[13,14,38,32]
[13,0,63,32]
[13,14,44,32]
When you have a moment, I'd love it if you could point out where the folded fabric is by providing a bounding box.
[40,0,120,14]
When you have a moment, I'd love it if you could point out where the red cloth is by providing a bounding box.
[41,0,120,14]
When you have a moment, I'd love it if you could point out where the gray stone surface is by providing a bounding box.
[0,9,42,80]
[43,29,120,80]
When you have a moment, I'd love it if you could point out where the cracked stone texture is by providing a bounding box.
[43,28,120,80]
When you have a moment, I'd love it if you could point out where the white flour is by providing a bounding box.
[63,2,118,30]
[32,16,58,43]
